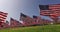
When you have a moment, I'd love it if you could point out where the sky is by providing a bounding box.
[0,0,60,22]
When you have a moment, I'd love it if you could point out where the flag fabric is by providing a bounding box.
[33,15,51,25]
[0,11,8,28]
[2,22,9,28]
[33,16,38,25]
[39,4,60,17]
[33,16,43,25]
[39,5,52,16]
[20,13,27,21]
[4,20,9,28]
[10,18,22,27]
[39,4,60,21]
[33,16,39,24]
[49,4,60,11]
[0,11,8,22]
[49,4,60,22]
[49,4,60,16]
[20,13,34,26]
[40,10,52,16]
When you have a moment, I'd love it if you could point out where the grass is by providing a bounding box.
[0,24,60,32]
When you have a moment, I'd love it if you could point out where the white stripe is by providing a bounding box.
[49,6,60,9]
[49,5,60,6]
[0,15,7,18]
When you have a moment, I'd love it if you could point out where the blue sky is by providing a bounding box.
[0,0,60,22]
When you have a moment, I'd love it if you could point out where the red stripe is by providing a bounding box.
[50,14,59,16]
[0,15,7,17]
[0,16,6,19]
[0,18,6,20]
[0,14,7,17]
[40,14,50,16]
[40,12,59,16]
[40,10,51,16]
[40,11,52,14]
[0,13,8,16]
[49,5,60,11]
[40,11,51,12]
[0,14,7,22]
[0,19,5,21]
[40,13,50,15]
[40,10,51,12]
[50,16,57,19]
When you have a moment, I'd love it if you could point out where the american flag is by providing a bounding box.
[39,4,60,23]
[39,4,60,18]
[20,13,27,21]
[20,13,34,26]
[10,18,21,27]
[33,15,43,25]
[49,4,60,16]
[40,10,52,16]
[33,16,38,24]
[0,11,8,22]
[0,11,8,27]
[39,5,52,16]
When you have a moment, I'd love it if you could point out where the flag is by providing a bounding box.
[0,11,8,22]
[20,13,34,26]
[10,18,21,27]
[40,10,52,16]
[33,16,38,25]
[39,4,60,17]
[20,13,27,21]
[33,15,43,25]
[39,5,52,16]
[39,4,60,22]
[3,20,9,28]
[20,13,27,18]
[39,4,60,23]
[49,4,60,11]
[33,16,38,19]
[49,4,60,23]
[0,11,8,28]
[49,4,60,16]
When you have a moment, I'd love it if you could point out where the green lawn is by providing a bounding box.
[0,24,60,32]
